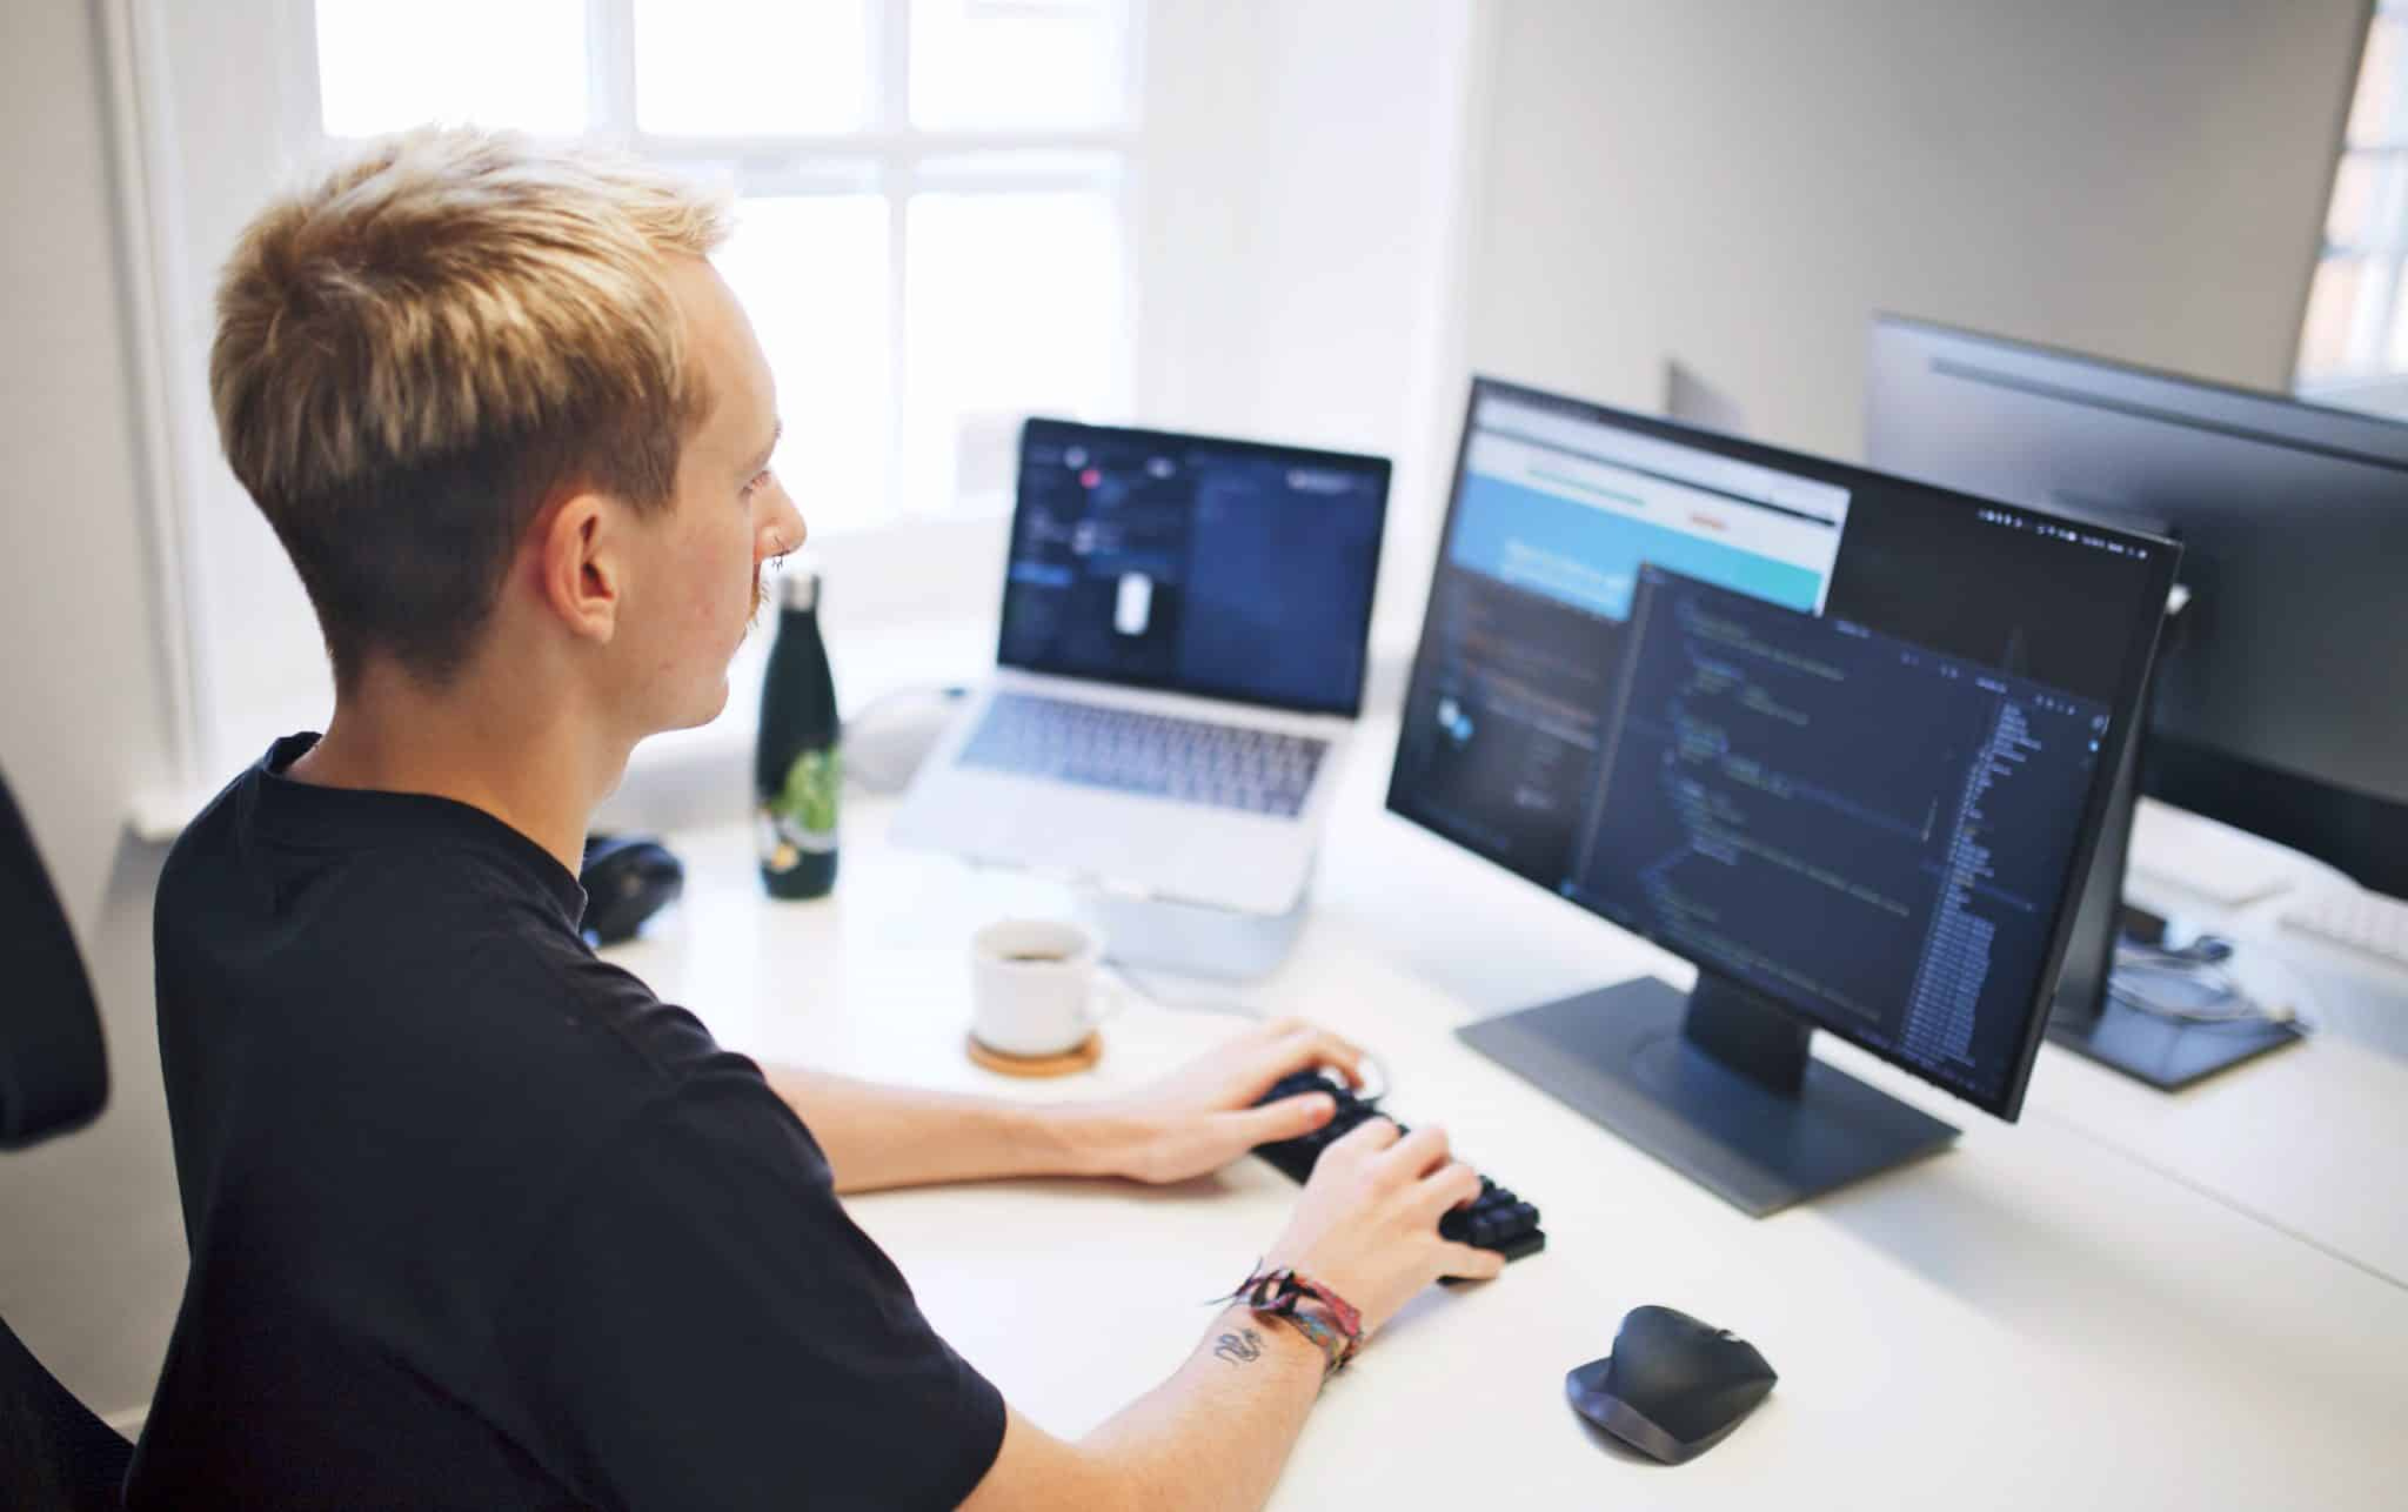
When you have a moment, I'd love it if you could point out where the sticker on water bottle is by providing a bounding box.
[758,748,841,873]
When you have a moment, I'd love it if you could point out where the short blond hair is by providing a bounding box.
[210,127,733,688]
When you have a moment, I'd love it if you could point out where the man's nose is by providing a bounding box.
[764,489,807,558]
[759,507,805,560]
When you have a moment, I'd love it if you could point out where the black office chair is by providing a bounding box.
[1,767,133,1510]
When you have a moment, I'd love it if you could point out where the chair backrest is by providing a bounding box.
[2,770,106,1146]
[2,1323,135,1511]
[1,767,132,1509]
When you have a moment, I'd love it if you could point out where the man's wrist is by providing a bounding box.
[1219,1265,1366,1378]
[1207,1303,1327,1384]
[1038,1101,1139,1180]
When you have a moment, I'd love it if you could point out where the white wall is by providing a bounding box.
[0,0,190,1421]
[1134,0,1484,648]
[1460,0,2365,463]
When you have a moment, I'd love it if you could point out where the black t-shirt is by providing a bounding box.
[128,734,1006,1510]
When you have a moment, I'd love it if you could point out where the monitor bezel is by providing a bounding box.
[1385,374,2180,1122]
[1002,416,1394,718]
[1870,311,2408,467]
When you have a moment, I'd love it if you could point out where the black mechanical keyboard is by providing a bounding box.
[1251,1071,1546,1268]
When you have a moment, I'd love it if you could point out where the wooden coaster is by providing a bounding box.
[966,1030,1102,1078]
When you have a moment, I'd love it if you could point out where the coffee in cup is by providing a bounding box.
[968,918,1119,1059]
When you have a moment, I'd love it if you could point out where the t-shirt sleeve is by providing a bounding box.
[493,1068,1008,1512]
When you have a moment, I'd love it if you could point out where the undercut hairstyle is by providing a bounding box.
[210,127,733,690]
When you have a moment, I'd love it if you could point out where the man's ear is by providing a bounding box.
[533,490,623,645]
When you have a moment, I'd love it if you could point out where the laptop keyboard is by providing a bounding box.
[958,692,1327,817]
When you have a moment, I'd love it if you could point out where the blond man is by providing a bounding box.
[132,129,1499,1511]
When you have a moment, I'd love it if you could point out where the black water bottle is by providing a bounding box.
[755,564,840,898]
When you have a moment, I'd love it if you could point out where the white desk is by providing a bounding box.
[605,725,2408,1510]
[2020,801,2408,1290]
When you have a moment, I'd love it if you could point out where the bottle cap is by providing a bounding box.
[774,560,821,613]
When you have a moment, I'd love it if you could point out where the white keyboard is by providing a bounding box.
[2280,886,2408,971]
[2128,801,2312,905]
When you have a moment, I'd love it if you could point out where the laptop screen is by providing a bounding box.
[998,418,1392,716]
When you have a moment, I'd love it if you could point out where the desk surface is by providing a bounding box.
[606,724,2408,1510]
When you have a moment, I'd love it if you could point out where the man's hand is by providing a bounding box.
[1262,1118,1503,1335]
[1074,1017,1370,1185]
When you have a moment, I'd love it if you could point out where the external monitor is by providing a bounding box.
[1388,378,2178,1215]
[1866,316,2408,1086]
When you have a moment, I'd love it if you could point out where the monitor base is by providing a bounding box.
[2044,995,2304,1092]
[2049,653,2310,1092]
[1457,975,1958,1219]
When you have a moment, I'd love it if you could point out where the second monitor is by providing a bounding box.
[1389,379,2178,1215]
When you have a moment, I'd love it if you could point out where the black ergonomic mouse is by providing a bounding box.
[578,834,684,946]
[1565,1305,1777,1464]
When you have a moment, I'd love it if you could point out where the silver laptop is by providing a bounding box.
[892,417,1392,915]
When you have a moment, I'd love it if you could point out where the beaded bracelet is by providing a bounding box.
[1214,1263,1365,1378]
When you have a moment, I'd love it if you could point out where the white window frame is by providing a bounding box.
[567,0,1144,528]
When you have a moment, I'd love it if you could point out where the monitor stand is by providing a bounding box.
[1457,971,1958,1218]
[2045,675,2305,1090]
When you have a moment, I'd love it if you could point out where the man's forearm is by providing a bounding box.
[962,1306,1327,1512]
[1079,1304,1326,1510]
[762,1066,1121,1193]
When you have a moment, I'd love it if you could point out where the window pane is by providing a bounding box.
[2345,14,2403,147]
[910,0,1126,131]
[2326,156,2382,249]
[902,192,1122,510]
[634,0,873,135]
[714,197,893,533]
[2378,156,2408,256]
[315,0,587,137]
[2387,265,2408,372]
[2297,256,2367,380]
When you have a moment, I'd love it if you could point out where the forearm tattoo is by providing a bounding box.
[1213,1327,1266,1366]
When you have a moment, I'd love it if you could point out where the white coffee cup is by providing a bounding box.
[969,918,1122,1058]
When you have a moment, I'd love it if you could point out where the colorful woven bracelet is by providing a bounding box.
[1214,1264,1365,1377]
[1274,1306,1353,1377]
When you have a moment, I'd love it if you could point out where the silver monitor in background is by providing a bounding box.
[1663,357,1750,437]
[1868,316,2408,1089]
[1866,315,2408,895]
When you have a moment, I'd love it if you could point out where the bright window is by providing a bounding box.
[315,0,591,137]
[310,0,1138,524]
[2299,4,2408,387]
[632,0,875,136]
